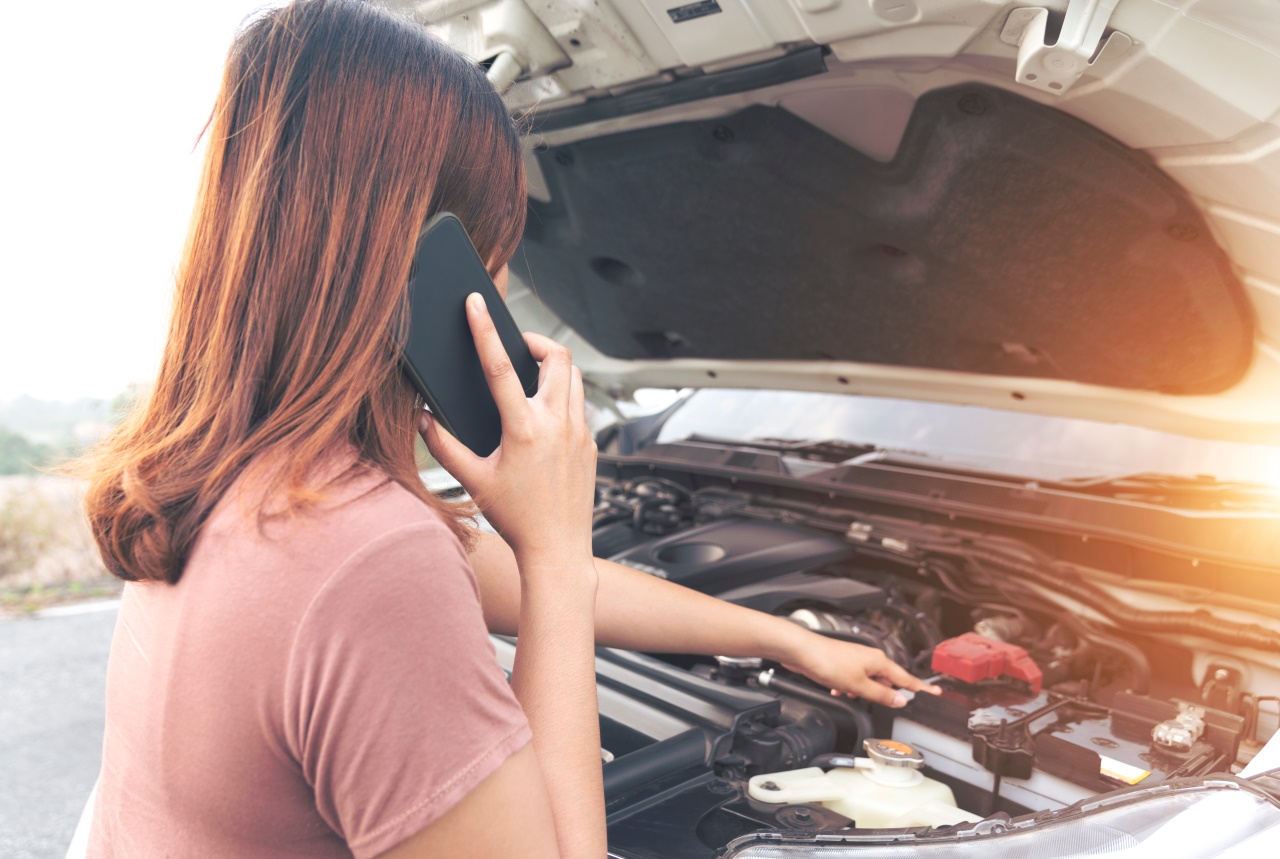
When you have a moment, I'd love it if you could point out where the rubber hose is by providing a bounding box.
[632,498,663,532]
[938,544,1280,654]
[1058,611,1152,695]
[760,671,876,748]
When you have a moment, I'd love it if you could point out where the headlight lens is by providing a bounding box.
[724,784,1280,858]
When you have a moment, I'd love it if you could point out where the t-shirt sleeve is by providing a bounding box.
[283,519,531,859]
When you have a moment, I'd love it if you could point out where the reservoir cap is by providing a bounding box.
[864,739,925,769]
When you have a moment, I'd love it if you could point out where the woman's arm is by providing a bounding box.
[507,560,602,858]
[421,295,605,859]
[469,529,937,707]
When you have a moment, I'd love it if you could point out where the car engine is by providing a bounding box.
[500,473,1280,858]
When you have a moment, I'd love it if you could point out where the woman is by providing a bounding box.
[82,2,936,857]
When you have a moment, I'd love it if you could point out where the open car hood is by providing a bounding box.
[394,0,1280,445]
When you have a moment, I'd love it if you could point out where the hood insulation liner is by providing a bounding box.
[516,84,1252,394]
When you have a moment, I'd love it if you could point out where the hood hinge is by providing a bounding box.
[1001,0,1133,95]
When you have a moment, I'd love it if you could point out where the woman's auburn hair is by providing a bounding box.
[79,0,526,584]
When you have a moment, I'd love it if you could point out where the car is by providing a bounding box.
[70,1,1280,856]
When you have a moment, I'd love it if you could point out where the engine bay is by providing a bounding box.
[537,469,1280,857]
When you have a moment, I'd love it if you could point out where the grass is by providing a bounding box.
[0,579,123,615]
[0,474,117,615]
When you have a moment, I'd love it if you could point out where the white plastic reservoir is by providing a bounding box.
[747,738,983,830]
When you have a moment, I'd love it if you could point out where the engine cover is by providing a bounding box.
[609,519,853,593]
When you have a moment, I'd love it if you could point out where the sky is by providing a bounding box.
[0,0,268,401]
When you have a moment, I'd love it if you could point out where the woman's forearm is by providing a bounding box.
[507,559,606,859]
[470,530,810,665]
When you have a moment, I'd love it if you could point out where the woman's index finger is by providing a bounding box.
[466,293,529,419]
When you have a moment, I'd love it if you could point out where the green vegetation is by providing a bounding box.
[0,394,137,610]
[0,474,115,609]
[0,424,57,475]
[0,390,144,475]
[0,394,115,438]
[0,580,123,614]
[0,488,55,577]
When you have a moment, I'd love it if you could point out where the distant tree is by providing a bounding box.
[110,383,148,425]
[0,424,54,475]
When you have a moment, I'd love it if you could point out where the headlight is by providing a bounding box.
[724,780,1280,859]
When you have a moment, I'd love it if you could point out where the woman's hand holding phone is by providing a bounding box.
[420,292,597,583]
[422,291,608,859]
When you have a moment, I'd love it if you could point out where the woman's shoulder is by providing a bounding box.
[291,475,483,643]
[200,460,470,587]
[293,468,468,565]
[333,468,456,534]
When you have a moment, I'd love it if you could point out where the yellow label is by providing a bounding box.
[1099,755,1152,785]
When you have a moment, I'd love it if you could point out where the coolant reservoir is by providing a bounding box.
[747,739,982,830]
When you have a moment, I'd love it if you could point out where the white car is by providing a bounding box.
[74,1,1280,856]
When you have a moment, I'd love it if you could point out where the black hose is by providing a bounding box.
[624,476,692,500]
[632,498,663,531]
[758,670,875,747]
[879,599,943,660]
[929,542,1280,655]
[592,510,631,528]
[845,703,874,753]
[603,729,707,797]
[1058,611,1151,695]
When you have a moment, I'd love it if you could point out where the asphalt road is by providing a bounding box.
[0,602,117,859]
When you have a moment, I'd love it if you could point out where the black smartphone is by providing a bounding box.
[402,212,540,457]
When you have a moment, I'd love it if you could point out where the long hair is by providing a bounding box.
[78,0,526,583]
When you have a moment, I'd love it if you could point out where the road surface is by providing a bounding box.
[0,602,117,859]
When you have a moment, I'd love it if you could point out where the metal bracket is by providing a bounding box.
[1001,0,1133,95]
[405,0,571,94]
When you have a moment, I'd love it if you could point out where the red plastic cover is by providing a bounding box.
[931,632,1043,694]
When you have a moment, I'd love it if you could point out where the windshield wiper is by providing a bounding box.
[682,434,936,465]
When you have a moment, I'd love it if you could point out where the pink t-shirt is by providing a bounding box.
[88,469,531,859]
